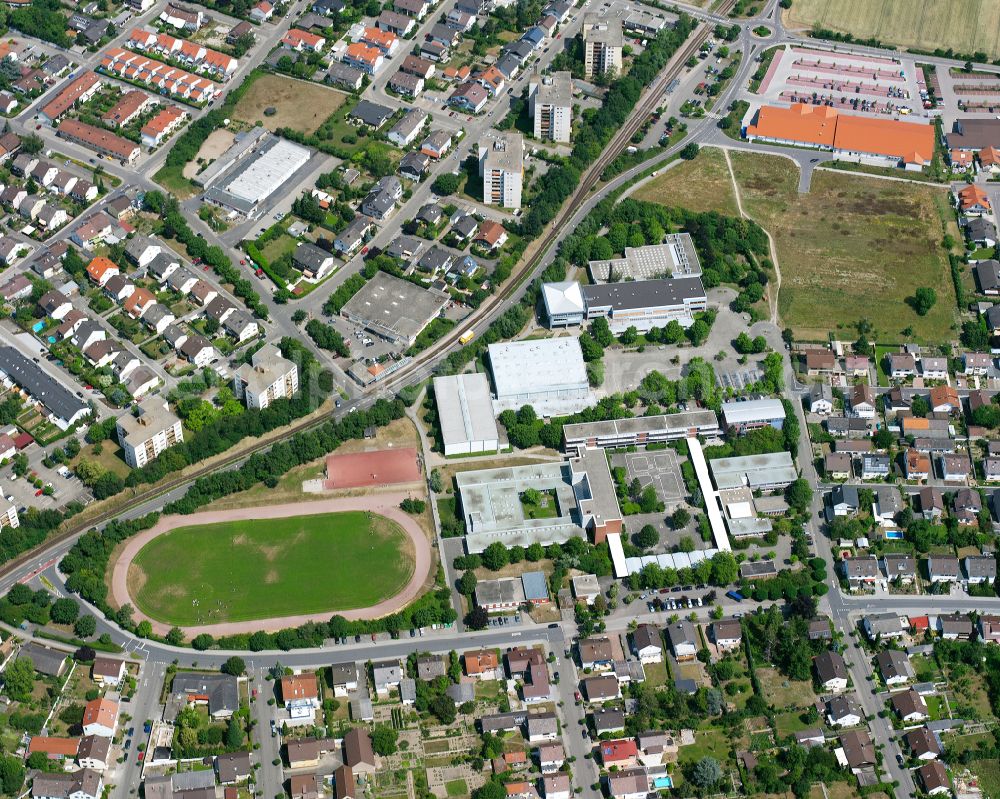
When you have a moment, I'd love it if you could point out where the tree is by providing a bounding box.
[371,725,398,755]
[619,325,638,346]
[0,754,25,795]
[20,133,43,154]
[911,395,930,417]
[166,627,185,646]
[635,525,658,549]
[785,479,813,514]
[526,542,545,561]
[710,552,739,586]
[872,428,895,450]
[466,605,489,630]
[691,756,722,790]
[680,142,700,160]
[432,173,460,195]
[226,717,244,748]
[3,657,34,701]
[671,508,691,529]
[481,542,509,571]
[74,615,96,638]
[429,694,457,724]
[459,570,478,596]
[222,656,246,676]
[50,597,79,624]
[911,287,937,316]
[589,316,614,347]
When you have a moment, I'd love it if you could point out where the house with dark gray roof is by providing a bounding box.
[349,100,394,128]
[169,672,238,719]
[18,643,67,677]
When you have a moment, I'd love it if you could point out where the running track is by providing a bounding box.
[110,492,433,636]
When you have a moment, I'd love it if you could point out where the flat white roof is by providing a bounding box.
[433,372,498,449]
[223,137,311,204]
[488,337,588,398]
[686,436,731,552]
[607,531,628,578]
[721,398,786,424]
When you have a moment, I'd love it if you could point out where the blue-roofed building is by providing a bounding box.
[457,255,479,276]
[521,571,550,604]
[522,27,545,46]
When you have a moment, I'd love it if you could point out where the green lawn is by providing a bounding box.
[445,780,469,797]
[130,511,414,625]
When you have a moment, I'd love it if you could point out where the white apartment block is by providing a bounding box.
[479,132,523,209]
[530,71,572,143]
[0,498,18,529]
[116,399,184,469]
[582,14,623,78]
[232,343,299,409]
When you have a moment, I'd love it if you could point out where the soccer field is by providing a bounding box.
[128,511,414,625]
[785,0,1000,60]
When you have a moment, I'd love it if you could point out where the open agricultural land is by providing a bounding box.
[231,73,348,135]
[129,511,414,625]
[636,149,959,342]
[783,0,1000,60]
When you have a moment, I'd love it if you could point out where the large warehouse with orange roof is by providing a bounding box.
[745,103,936,170]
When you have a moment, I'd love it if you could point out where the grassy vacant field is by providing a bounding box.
[755,667,816,709]
[631,147,739,216]
[130,511,413,625]
[232,73,347,135]
[784,0,1000,60]
[728,152,959,343]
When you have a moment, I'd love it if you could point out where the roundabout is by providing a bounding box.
[109,493,433,636]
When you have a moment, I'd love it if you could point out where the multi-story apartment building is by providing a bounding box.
[116,398,184,468]
[582,14,623,78]
[479,132,523,208]
[529,71,572,143]
[232,343,299,409]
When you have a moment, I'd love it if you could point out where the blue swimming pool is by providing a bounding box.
[653,777,673,789]
[885,530,903,540]
[32,321,44,332]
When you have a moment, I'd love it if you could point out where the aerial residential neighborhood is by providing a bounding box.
[1,2,1000,799]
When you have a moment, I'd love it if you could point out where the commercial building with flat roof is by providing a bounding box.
[433,372,500,456]
[341,271,449,347]
[202,131,311,219]
[582,277,707,332]
[529,71,572,142]
[588,237,702,282]
[710,452,798,491]
[720,398,785,433]
[488,337,592,414]
[563,410,720,449]
[456,446,622,551]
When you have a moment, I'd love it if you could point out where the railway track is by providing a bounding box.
[0,6,739,585]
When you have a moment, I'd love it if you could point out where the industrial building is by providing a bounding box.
[116,398,184,468]
[720,398,785,433]
[562,410,720,449]
[588,237,702,282]
[0,345,89,430]
[433,372,500,456]
[199,127,311,219]
[456,446,622,552]
[488,337,592,414]
[541,281,586,327]
[341,271,449,347]
[710,452,798,491]
[529,71,572,143]
[479,132,523,208]
[581,277,708,332]
[581,14,622,78]
[232,343,299,409]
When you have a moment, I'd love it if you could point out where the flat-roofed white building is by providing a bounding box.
[488,337,593,414]
[582,277,707,332]
[529,71,572,142]
[720,398,785,434]
[582,13,622,78]
[116,398,184,468]
[588,237,702,282]
[233,343,298,409]
[433,373,500,456]
[563,410,720,449]
[710,451,798,492]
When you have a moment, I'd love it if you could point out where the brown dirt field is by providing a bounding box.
[231,73,348,135]
[183,128,235,179]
